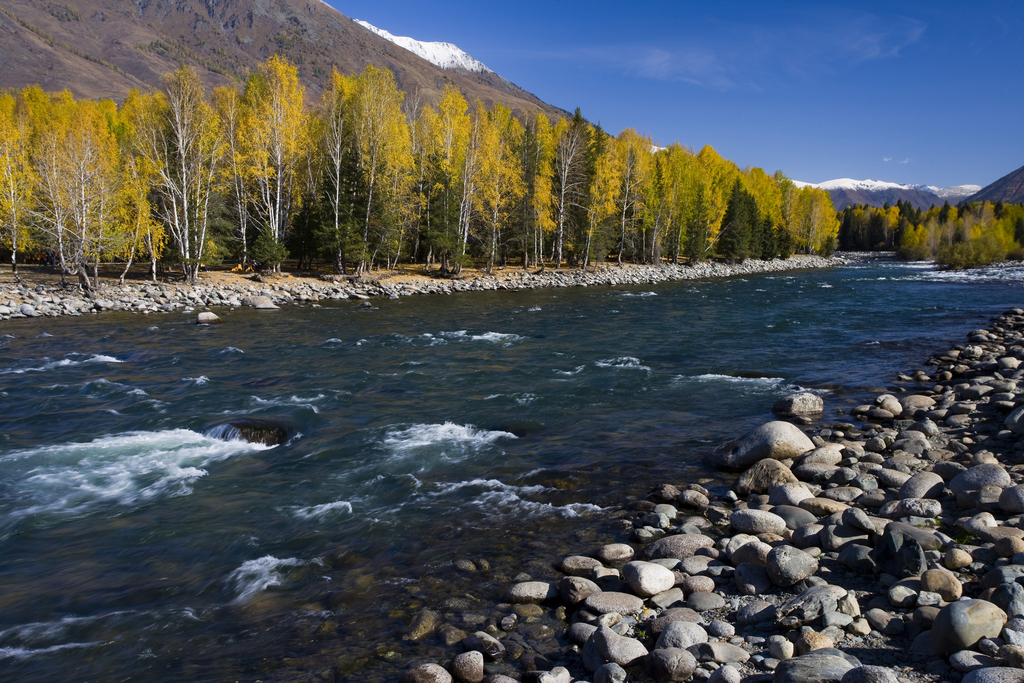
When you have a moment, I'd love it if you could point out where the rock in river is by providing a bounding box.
[196,311,222,325]
[772,392,824,417]
[204,417,293,446]
[710,421,814,471]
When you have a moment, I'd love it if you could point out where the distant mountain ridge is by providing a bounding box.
[0,0,566,119]
[793,178,981,211]
[966,165,1024,205]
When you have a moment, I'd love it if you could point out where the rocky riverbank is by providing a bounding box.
[396,308,1024,683]
[0,256,839,321]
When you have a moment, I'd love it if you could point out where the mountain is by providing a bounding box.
[793,178,981,211]
[965,165,1024,205]
[354,20,491,75]
[0,0,565,118]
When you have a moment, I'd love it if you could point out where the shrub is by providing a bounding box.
[936,235,1006,270]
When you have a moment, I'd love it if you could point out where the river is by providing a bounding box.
[0,259,1021,681]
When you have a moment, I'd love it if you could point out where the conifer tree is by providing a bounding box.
[719,179,755,262]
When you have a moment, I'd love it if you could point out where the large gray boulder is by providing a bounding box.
[773,392,824,417]
[710,422,814,471]
[932,599,1007,656]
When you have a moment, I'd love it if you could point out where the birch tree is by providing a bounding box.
[551,111,588,269]
[318,69,357,273]
[352,65,411,273]
[476,103,524,273]
[422,84,470,273]
[129,67,224,283]
[32,94,120,289]
[244,55,305,263]
[612,128,650,264]
[213,86,252,265]
[0,92,33,279]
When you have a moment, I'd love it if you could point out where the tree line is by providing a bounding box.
[838,199,1024,269]
[0,56,840,285]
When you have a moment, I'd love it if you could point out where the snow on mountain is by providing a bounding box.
[792,178,983,211]
[355,20,492,74]
[794,178,981,200]
[928,185,982,200]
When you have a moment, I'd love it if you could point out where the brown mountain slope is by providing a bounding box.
[967,165,1024,205]
[0,0,568,118]
[825,186,943,212]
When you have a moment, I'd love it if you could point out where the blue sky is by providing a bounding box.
[337,1,1022,189]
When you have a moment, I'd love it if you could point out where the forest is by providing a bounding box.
[838,198,1024,269]
[0,56,840,285]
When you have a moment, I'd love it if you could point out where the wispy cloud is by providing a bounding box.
[526,10,927,92]
[901,158,911,164]
[883,157,892,162]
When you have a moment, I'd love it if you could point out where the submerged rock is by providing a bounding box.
[204,417,293,446]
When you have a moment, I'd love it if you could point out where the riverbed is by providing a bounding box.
[0,259,1021,681]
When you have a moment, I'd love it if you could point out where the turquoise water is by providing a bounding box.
[0,260,1020,681]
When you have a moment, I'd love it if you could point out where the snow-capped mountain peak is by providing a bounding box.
[355,19,493,74]
[794,178,980,201]
[927,184,983,200]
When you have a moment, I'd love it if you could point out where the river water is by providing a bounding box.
[0,259,1022,681]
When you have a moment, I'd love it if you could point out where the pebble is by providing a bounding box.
[503,581,557,604]
[583,592,644,616]
[656,621,709,650]
[450,651,483,683]
[773,651,861,683]
[687,591,726,611]
[646,647,697,682]
[767,545,819,587]
[920,568,962,601]
[592,626,648,667]
[622,561,675,597]
[593,662,627,683]
[841,666,899,683]
[596,544,634,564]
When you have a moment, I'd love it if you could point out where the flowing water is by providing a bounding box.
[0,259,1022,681]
